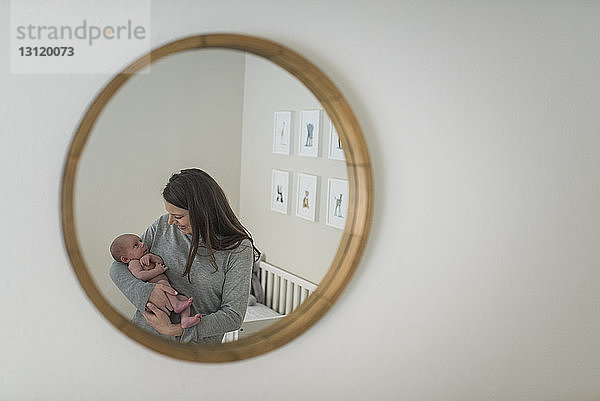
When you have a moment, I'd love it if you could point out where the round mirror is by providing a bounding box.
[62,34,372,362]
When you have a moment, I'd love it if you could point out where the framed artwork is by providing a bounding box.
[273,111,292,155]
[298,110,320,157]
[326,178,349,229]
[270,169,290,214]
[296,173,318,221]
[328,117,345,161]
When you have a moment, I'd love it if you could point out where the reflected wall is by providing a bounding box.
[239,54,347,284]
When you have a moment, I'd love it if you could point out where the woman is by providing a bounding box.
[110,168,260,343]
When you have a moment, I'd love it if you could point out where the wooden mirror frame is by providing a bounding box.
[61,33,373,362]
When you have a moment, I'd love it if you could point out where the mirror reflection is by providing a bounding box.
[74,49,347,343]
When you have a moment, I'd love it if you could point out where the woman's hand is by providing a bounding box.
[142,303,184,337]
[148,283,177,314]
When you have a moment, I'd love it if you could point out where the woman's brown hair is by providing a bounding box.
[162,168,260,280]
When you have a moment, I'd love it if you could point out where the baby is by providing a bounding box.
[109,233,202,329]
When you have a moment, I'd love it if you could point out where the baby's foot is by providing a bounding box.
[181,313,202,329]
[172,296,194,314]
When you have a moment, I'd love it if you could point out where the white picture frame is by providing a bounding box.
[273,111,292,155]
[326,178,349,229]
[327,117,345,161]
[298,110,320,157]
[296,173,318,221]
[270,169,290,214]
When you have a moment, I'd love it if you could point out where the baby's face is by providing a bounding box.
[121,235,149,261]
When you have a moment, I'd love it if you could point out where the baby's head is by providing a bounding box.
[110,233,148,263]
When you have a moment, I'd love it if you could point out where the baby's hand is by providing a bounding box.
[155,263,168,273]
[140,254,151,266]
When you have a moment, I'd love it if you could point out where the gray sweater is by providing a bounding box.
[109,214,253,343]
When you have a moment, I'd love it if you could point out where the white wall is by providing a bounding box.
[3,1,600,400]
[239,54,346,284]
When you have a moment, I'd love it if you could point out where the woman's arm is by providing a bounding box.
[109,261,155,311]
[110,260,177,314]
